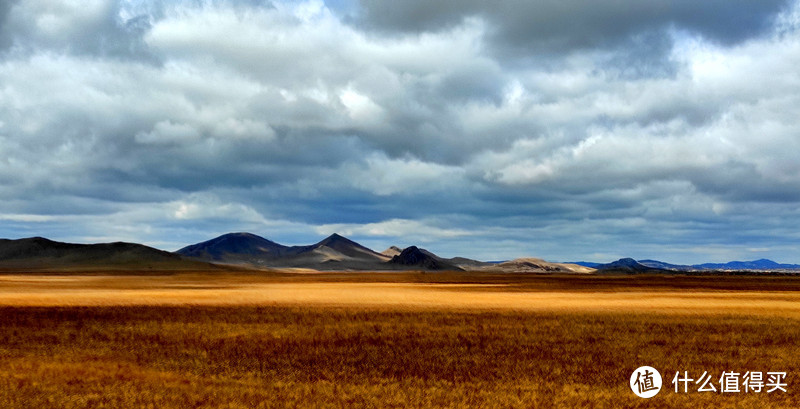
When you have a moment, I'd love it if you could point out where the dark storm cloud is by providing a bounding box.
[354,0,789,51]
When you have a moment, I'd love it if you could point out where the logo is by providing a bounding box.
[630,366,662,398]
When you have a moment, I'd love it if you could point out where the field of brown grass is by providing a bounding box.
[1,272,798,408]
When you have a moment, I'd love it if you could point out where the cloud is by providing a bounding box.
[316,218,471,240]
[353,0,789,53]
[2,0,800,263]
[2,0,156,60]
[338,153,466,196]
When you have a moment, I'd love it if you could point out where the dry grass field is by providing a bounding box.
[1,272,799,408]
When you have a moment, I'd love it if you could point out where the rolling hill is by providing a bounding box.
[176,232,290,262]
[594,258,668,274]
[0,237,218,272]
[388,246,463,271]
[486,258,594,274]
[178,232,392,270]
[7,233,798,274]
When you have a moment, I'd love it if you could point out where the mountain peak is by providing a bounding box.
[314,233,359,248]
[176,232,287,261]
[595,258,655,273]
[753,258,778,265]
[381,246,403,257]
[318,232,347,243]
[389,246,461,271]
[312,233,386,260]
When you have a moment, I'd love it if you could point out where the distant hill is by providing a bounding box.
[388,246,462,271]
[381,246,403,258]
[638,259,693,271]
[634,258,800,272]
[180,233,496,271]
[311,233,389,261]
[487,258,594,274]
[0,237,217,272]
[693,259,800,271]
[594,257,800,273]
[595,258,668,274]
[176,232,290,263]
[415,247,489,269]
[179,232,391,270]
[279,233,391,270]
[15,233,798,275]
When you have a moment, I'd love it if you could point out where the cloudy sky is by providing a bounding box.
[2,0,800,263]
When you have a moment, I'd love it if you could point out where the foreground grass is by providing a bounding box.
[1,305,798,408]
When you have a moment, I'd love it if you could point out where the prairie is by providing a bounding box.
[0,272,798,408]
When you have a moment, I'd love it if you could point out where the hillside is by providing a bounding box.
[0,237,218,272]
[176,232,290,264]
[595,258,669,274]
[388,246,463,271]
[179,233,392,270]
[486,258,594,274]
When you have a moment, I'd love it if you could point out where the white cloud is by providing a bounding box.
[136,120,199,145]
[339,86,384,124]
[316,219,471,240]
[0,214,57,222]
[3,0,800,263]
[340,153,466,196]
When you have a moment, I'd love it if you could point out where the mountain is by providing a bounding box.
[693,259,800,271]
[487,258,595,274]
[448,256,493,269]
[176,232,289,263]
[388,246,462,271]
[282,233,391,269]
[595,258,668,274]
[179,232,391,270]
[385,246,489,269]
[638,259,693,271]
[0,237,217,272]
[381,246,403,258]
[417,247,490,269]
[311,233,388,261]
[630,258,800,272]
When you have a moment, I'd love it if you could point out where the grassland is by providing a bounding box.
[1,272,799,408]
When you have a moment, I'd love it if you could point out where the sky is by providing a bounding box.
[2,0,800,263]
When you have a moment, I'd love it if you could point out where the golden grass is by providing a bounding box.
[1,272,799,408]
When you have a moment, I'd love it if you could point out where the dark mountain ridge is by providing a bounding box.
[388,246,462,271]
[309,233,388,260]
[595,258,669,274]
[177,232,392,270]
[0,237,216,272]
[693,259,800,271]
[177,233,474,271]
[176,232,289,262]
[596,258,800,273]
[7,233,799,273]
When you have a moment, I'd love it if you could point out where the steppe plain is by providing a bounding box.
[1,271,799,408]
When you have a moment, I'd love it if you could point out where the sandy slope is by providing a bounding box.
[482,258,595,273]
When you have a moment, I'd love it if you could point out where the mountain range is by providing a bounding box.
[176,232,392,269]
[633,258,800,272]
[1,233,798,274]
[588,258,800,273]
[175,232,488,271]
